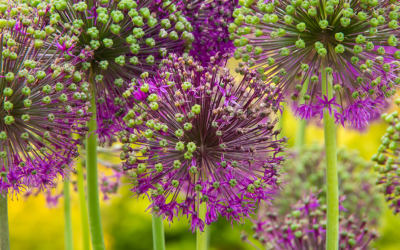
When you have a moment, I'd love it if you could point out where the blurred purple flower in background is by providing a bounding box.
[242,192,378,250]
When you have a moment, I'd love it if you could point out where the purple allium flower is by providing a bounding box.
[182,0,237,65]
[116,53,286,231]
[51,0,196,142]
[372,102,400,215]
[230,0,400,128]
[242,192,378,250]
[279,144,380,224]
[0,2,90,195]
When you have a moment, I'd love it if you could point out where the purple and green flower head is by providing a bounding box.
[0,1,90,195]
[117,53,287,232]
[372,100,400,215]
[50,0,195,142]
[230,0,400,128]
[52,0,194,78]
[243,192,378,249]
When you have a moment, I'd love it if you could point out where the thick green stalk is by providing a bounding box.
[321,66,339,250]
[0,193,9,250]
[77,160,91,250]
[152,214,166,250]
[196,202,208,250]
[86,70,105,250]
[64,180,73,250]
[295,78,310,148]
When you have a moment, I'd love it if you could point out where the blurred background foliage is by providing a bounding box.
[7,60,400,249]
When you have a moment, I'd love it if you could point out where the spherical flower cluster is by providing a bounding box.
[53,0,194,77]
[242,192,378,250]
[280,144,380,222]
[51,0,196,142]
[230,0,400,128]
[0,2,90,195]
[372,101,400,214]
[117,54,286,231]
[182,0,237,65]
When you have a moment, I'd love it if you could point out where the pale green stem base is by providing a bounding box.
[77,160,91,250]
[196,202,208,250]
[322,66,339,250]
[87,71,105,250]
[64,180,73,250]
[295,120,307,148]
[152,214,165,250]
[0,193,9,250]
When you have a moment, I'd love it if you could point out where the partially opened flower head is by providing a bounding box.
[230,0,400,128]
[0,1,90,195]
[373,102,400,214]
[243,192,378,250]
[117,53,286,231]
[182,0,237,65]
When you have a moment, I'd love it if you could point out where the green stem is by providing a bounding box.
[152,214,166,250]
[64,180,73,250]
[86,70,105,250]
[77,159,91,250]
[0,192,10,250]
[321,66,339,250]
[196,202,208,250]
[295,77,310,148]
[295,120,307,148]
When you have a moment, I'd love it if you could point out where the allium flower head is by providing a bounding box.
[117,53,286,231]
[372,102,400,214]
[230,0,400,128]
[280,144,380,222]
[243,192,378,250]
[53,0,194,77]
[182,0,237,65]
[0,2,90,194]
[52,0,195,142]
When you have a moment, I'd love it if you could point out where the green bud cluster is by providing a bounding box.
[373,101,400,214]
